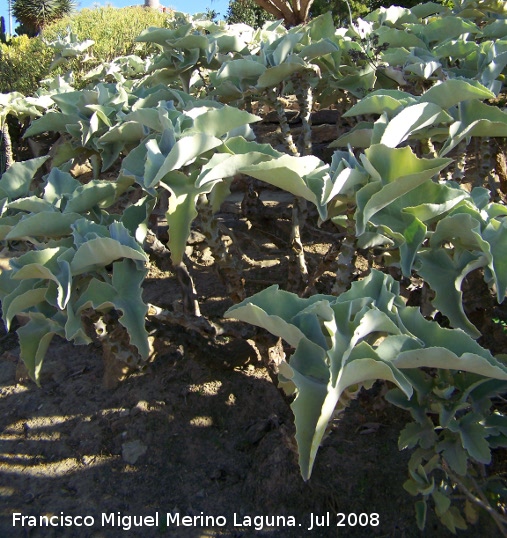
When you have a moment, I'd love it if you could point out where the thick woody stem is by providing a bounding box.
[288,196,309,292]
[480,136,501,200]
[175,259,201,317]
[264,88,300,156]
[332,206,357,296]
[441,459,507,538]
[449,139,468,182]
[294,72,313,156]
[1,120,14,170]
[197,194,246,303]
[302,242,340,297]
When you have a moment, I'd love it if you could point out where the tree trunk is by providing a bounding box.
[253,0,313,26]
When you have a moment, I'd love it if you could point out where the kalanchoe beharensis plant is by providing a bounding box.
[0,158,151,384]
[387,368,507,535]
[1,4,507,535]
[225,270,507,480]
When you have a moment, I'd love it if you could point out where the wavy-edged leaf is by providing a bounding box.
[241,154,328,218]
[420,79,494,109]
[482,218,507,302]
[257,58,307,89]
[188,106,261,138]
[0,157,49,201]
[71,236,147,275]
[343,90,415,118]
[458,414,491,463]
[152,134,222,184]
[2,281,48,330]
[226,269,506,480]
[64,181,117,213]
[356,145,451,234]
[442,100,507,155]
[417,249,484,338]
[215,58,266,81]
[17,313,64,384]
[24,112,79,138]
[380,103,449,148]
[75,259,149,358]
[6,212,82,240]
[9,247,73,310]
[8,197,55,213]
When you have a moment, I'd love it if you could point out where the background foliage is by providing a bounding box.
[0,7,174,95]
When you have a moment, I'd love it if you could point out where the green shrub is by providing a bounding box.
[0,7,174,96]
[0,35,53,94]
[43,6,174,64]
[225,0,275,28]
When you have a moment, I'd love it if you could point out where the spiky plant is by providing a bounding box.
[12,0,75,36]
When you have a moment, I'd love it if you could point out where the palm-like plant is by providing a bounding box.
[12,0,75,36]
[253,0,313,26]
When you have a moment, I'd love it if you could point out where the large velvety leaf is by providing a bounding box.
[187,106,261,138]
[482,218,507,302]
[0,157,49,201]
[75,259,150,358]
[226,270,507,480]
[420,79,494,109]
[442,100,507,155]
[64,181,117,213]
[417,249,484,338]
[6,212,83,240]
[17,313,65,384]
[356,145,451,234]
[152,134,223,184]
[2,281,48,330]
[71,237,148,275]
[241,155,329,218]
[9,247,74,310]
[380,103,449,148]
[24,113,79,138]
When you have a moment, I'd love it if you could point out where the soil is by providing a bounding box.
[1,114,506,538]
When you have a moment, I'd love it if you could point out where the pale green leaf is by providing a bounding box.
[257,59,307,89]
[17,314,64,384]
[64,181,117,213]
[215,59,266,81]
[71,237,148,275]
[482,219,507,301]
[24,113,79,138]
[380,103,449,148]
[153,134,222,184]
[75,259,149,358]
[0,157,49,201]
[343,90,416,118]
[2,281,48,330]
[241,155,328,217]
[6,212,83,240]
[8,197,55,213]
[189,106,261,138]
[356,145,451,234]
[97,121,148,145]
[420,79,494,109]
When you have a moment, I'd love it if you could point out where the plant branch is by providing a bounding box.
[1,119,14,170]
[441,459,507,537]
